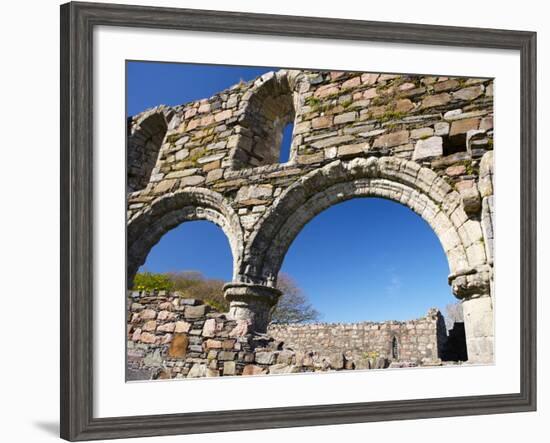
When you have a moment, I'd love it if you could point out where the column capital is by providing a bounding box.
[224,282,282,305]
[224,282,282,333]
[448,265,492,299]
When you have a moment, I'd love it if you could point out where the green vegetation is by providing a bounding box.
[133,272,174,292]
[132,271,320,324]
[340,98,353,109]
[377,110,407,123]
[362,350,380,360]
[188,147,207,165]
[305,96,321,108]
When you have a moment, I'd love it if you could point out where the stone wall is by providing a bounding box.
[269,309,448,369]
[127,69,495,363]
[127,291,456,381]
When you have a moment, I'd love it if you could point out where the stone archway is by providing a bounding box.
[240,157,493,363]
[127,187,244,288]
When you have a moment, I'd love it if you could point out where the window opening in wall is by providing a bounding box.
[232,73,296,169]
[442,133,468,156]
[279,122,294,163]
[392,336,399,360]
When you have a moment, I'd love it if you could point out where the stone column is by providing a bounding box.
[461,294,494,363]
[224,282,282,333]
[449,265,494,364]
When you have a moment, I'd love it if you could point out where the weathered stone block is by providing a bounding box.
[453,85,484,101]
[214,110,232,122]
[242,365,268,376]
[202,318,217,338]
[446,165,466,176]
[180,175,205,187]
[337,142,369,157]
[342,76,361,89]
[205,168,223,183]
[421,93,451,109]
[153,179,176,194]
[434,121,450,136]
[296,152,324,165]
[255,351,276,365]
[187,363,207,378]
[311,115,333,129]
[449,118,480,136]
[460,185,481,215]
[218,351,236,361]
[204,339,223,350]
[236,184,273,202]
[223,361,236,376]
[410,127,434,140]
[433,79,459,92]
[268,364,300,374]
[139,332,157,344]
[168,333,189,358]
[158,310,175,321]
[140,309,157,320]
[314,85,339,98]
[311,135,355,149]
[334,112,357,125]
[174,321,191,333]
[373,130,410,148]
[412,136,443,161]
[395,99,414,113]
[184,304,208,319]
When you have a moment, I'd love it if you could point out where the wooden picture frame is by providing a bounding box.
[60,1,537,440]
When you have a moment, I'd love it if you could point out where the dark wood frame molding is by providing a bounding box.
[60,2,537,440]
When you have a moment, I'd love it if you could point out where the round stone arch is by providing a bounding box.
[240,156,493,363]
[248,157,488,289]
[230,69,310,169]
[127,187,244,288]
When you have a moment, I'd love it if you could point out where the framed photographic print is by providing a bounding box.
[60,1,537,441]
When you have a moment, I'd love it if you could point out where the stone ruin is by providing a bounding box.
[127,291,466,380]
[127,69,495,375]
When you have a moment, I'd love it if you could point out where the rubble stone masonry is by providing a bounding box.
[127,291,455,381]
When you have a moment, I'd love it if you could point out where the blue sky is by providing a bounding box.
[129,61,455,323]
[127,61,274,116]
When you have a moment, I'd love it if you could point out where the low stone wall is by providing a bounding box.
[269,309,447,369]
[127,291,456,381]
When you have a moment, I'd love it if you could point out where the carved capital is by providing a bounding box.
[448,265,492,299]
[224,283,282,332]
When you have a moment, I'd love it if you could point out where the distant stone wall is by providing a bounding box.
[269,309,447,369]
[127,291,454,381]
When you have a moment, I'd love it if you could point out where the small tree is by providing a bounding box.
[271,273,320,324]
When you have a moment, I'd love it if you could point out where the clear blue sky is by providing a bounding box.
[130,61,455,323]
